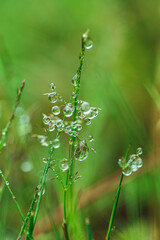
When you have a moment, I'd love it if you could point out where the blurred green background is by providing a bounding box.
[0,0,160,239]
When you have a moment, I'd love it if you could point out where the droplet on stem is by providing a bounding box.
[52,106,60,115]
[59,158,69,171]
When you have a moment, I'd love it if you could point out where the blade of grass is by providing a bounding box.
[105,173,123,240]
[0,80,25,152]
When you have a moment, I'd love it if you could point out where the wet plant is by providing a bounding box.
[105,146,143,240]
[0,32,144,240]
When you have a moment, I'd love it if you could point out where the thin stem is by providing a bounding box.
[105,173,124,240]
[17,192,38,239]
[33,157,52,226]
[86,218,93,240]
[0,170,27,228]
[0,80,25,152]
[62,220,69,240]
[69,44,85,215]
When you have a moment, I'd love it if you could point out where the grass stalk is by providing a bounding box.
[17,192,38,239]
[0,80,25,152]
[105,173,124,240]
[86,218,93,240]
[62,220,69,240]
[69,35,86,218]
[0,170,27,228]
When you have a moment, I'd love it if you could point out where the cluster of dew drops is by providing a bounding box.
[35,35,100,176]
[118,147,143,176]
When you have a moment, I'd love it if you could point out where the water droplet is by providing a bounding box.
[63,103,74,117]
[72,73,78,87]
[122,167,132,176]
[21,161,33,172]
[43,114,50,125]
[88,136,94,142]
[74,140,89,161]
[37,135,49,147]
[129,154,137,162]
[2,129,6,136]
[81,102,91,114]
[131,162,138,172]
[59,158,69,171]
[83,32,93,50]
[6,181,9,186]
[3,143,6,147]
[52,106,60,115]
[0,170,2,174]
[118,157,126,168]
[50,83,56,91]
[55,118,64,130]
[136,147,143,155]
[135,157,143,168]
[72,91,76,98]
[47,121,55,132]
[36,184,45,196]
[48,92,58,103]
[52,138,60,149]
[88,107,98,119]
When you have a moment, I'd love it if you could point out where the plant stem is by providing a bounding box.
[0,80,25,152]
[86,218,93,240]
[17,192,38,239]
[69,40,86,215]
[105,173,124,240]
[0,170,27,228]
[62,220,69,240]
[33,157,53,226]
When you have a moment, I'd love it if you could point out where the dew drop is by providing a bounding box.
[118,157,126,168]
[52,138,60,149]
[74,140,89,161]
[47,121,55,132]
[55,118,64,130]
[6,181,9,186]
[72,73,78,87]
[122,167,132,176]
[63,103,74,117]
[0,170,2,174]
[83,33,93,50]
[2,129,6,136]
[135,157,143,168]
[43,114,50,125]
[36,135,49,147]
[88,107,98,119]
[3,143,6,147]
[59,158,69,171]
[52,106,60,115]
[136,147,143,155]
[88,136,94,142]
[131,162,138,172]
[36,184,45,196]
[81,102,91,114]
[50,83,56,91]
[48,92,58,103]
